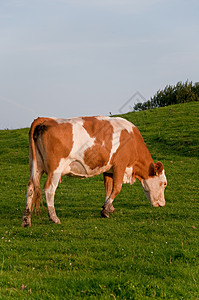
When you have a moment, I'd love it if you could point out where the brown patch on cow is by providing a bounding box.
[132,128,164,179]
[82,117,113,169]
[34,120,74,173]
[131,127,155,180]
[84,144,110,170]
[111,129,135,167]
[111,126,156,181]
[106,125,164,182]
[82,117,113,153]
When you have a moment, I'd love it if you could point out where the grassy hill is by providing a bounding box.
[0,102,198,299]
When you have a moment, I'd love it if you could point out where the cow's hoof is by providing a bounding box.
[109,205,116,213]
[48,207,61,224]
[49,216,61,224]
[54,218,61,224]
[22,217,31,227]
[101,209,110,218]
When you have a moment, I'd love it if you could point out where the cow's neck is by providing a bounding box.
[133,159,154,181]
[132,127,155,181]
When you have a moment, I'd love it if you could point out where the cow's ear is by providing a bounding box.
[154,161,164,176]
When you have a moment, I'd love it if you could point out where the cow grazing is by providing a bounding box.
[22,116,167,227]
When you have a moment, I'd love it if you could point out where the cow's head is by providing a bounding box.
[141,162,167,207]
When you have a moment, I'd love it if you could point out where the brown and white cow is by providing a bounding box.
[22,116,167,227]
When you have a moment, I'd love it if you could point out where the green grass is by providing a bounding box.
[0,102,199,299]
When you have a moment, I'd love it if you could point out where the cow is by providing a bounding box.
[22,116,167,227]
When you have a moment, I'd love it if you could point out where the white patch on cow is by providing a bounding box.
[54,157,71,176]
[114,117,136,132]
[44,170,62,211]
[123,167,135,184]
[107,118,135,164]
[107,119,125,161]
[95,116,109,120]
[110,124,121,154]
[96,116,135,132]
[51,116,84,125]
[70,118,95,160]
[141,169,167,207]
[51,117,68,124]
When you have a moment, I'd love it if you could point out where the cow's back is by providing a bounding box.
[32,115,139,178]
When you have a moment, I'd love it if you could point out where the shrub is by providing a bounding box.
[134,81,199,111]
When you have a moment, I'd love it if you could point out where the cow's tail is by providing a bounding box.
[29,118,45,214]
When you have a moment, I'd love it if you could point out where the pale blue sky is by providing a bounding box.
[0,0,198,129]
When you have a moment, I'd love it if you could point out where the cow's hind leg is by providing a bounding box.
[45,172,61,224]
[101,169,124,218]
[22,179,34,227]
[22,168,43,227]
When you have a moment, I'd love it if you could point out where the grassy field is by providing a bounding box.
[0,102,198,299]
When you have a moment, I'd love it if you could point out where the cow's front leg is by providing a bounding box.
[102,173,115,217]
[101,194,119,218]
[101,200,115,218]
[101,170,123,218]
[45,173,61,224]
